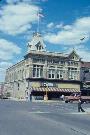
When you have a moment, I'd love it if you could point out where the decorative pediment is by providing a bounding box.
[68,50,80,61]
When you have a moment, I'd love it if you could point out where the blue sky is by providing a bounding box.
[0,0,90,82]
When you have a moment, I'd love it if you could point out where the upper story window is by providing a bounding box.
[48,66,64,79]
[33,65,43,78]
[57,70,63,79]
[53,59,59,64]
[74,62,78,66]
[47,59,59,64]
[48,69,55,79]
[47,59,53,64]
[33,58,45,64]
[58,61,65,66]
[68,68,78,80]
[68,61,75,66]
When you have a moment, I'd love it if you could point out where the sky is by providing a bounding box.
[0,0,90,82]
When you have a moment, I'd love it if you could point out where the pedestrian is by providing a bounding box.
[78,96,85,112]
[30,94,32,101]
[61,94,64,101]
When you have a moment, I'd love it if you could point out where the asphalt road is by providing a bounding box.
[0,100,90,135]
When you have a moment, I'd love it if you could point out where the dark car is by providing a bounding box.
[0,94,8,99]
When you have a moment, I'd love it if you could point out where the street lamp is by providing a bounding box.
[43,83,48,100]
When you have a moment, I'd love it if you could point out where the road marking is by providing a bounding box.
[69,112,90,115]
[29,111,50,114]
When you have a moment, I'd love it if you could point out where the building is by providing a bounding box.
[80,62,90,95]
[0,82,4,95]
[80,62,90,82]
[5,33,81,100]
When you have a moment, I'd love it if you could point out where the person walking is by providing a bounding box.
[78,96,85,112]
[30,94,32,101]
[61,94,65,101]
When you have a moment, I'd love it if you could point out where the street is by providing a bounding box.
[0,100,90,135]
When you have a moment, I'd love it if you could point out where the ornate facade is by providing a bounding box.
[5,33,81,100]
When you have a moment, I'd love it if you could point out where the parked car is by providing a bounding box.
[65,93,90,103]
[0,94,8,99]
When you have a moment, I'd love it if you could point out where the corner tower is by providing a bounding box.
[27,32,46,53]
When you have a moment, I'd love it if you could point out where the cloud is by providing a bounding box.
[41,0,48,2]
[75,46,90,61]
[63,25,72,30]
[0,38,21,81]
[6,0,20,3]
[6,0,33,4]
[0,39,21,60]
[47,22,54,28]
[77,49,90,62]
[64,45,90,62]
[0,70,6,82]
[44,17,90,45]
[6,0,48,4]
[47,22,63,29]
[0,3,39,35]
[0,62,13,82]
[55,23,63,29]
[0,62,12,69]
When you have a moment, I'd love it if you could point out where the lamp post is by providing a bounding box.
[44,83,48,100]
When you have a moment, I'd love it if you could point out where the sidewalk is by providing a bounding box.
[8,97,27,101]
[9,97,65,103]
[85,108,90,113]
[32,99,64,103]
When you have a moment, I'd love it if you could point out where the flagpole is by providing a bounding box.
[37,10,44,33]
[37,12,40,33]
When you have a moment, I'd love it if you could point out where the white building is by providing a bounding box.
[5,33,81,100]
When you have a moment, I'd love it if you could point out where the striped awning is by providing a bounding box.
[30,87,80,93]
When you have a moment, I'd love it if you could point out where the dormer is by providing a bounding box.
[68,50,80,61]
[27,32,46,53]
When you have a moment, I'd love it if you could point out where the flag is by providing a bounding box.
[38,13,44,18]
